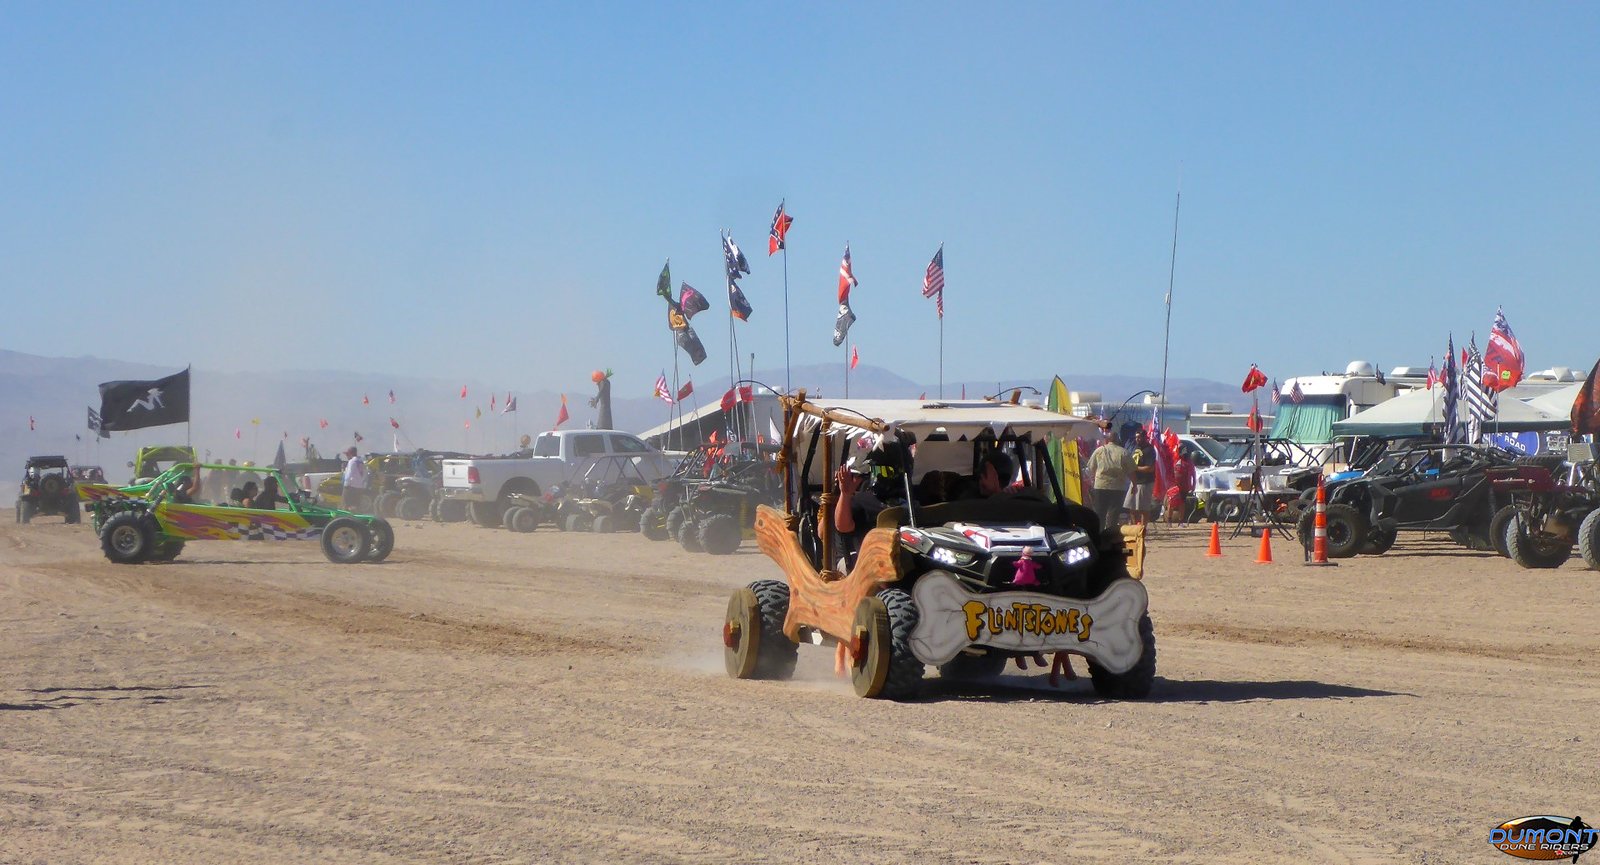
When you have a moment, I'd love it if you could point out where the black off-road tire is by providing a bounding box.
[1361,527,1398,555]
[640,505,670,541]
[468,500,503,529]
[724,579,798,680]
[151,541,185,562]
[437,499,469,523]
[874,588,923,701]
[502,506,522,531]
[677,517,703,552]
[101,512,154,564]
[321,517,372,564]
[938,651,1008,682]
[565,513,592,533]
[592,515,614,533]
[18,500,35,524]
[1506,512,1572,570]
[1489,505,1518,558]
[697,513,741,555]
[509,507,539,533]
[365,518,395,563]
[1579,508,1600,571]
[397,496,429,522]
[374,491,399,519]
[41,476,65,498]
[665,506,689,540]
[1322,503,1368,559]
[1209,497,1242,523]
[1088,613,1157,699]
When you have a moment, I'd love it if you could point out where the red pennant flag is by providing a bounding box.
[490,394,496,412]
[738,385,754,403]
[503,395,517,414]
[389,417,400,429]
[1246,401,1264,433]
[319,418,329,429]
[362,394,370,406]
[554,394,569,428]
[1241,365,1268,392]
[460,385,468,399]
[235,428,242,439]
[918,392,926,400]
[850,346,860,370]
[677,381,695,401]
[353,431,364,443]
[720,388,737,413]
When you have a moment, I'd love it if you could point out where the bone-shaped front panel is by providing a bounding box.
[909,572,1149,673]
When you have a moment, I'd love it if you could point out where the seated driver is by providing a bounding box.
[831,438,912,567]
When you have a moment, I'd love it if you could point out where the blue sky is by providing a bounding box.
[4,2,1597,399]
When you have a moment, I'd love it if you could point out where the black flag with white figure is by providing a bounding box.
[97,368,191,431]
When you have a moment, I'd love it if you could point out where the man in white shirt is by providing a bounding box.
[342,446,370,513]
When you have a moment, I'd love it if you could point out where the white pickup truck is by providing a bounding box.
[440,429,677,527]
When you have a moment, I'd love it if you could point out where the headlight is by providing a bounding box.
[930,546,979,567]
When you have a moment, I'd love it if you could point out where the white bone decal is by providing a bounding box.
[909,572,1148,673]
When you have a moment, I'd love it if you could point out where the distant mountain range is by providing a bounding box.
[0,349,1242,485]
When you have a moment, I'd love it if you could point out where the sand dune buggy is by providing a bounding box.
[549,455,655,533]
[671,443,782,555]
[1503,443,1599,569]
[89,463,394,565]
[640,446,717,541]
[1294,444,1523,557]
[721,394,1152,701]
[17,456,81,524]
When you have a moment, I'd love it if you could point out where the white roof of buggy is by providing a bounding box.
[789,398,1099,441]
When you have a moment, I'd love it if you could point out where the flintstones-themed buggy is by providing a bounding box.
[721,393,1154,701]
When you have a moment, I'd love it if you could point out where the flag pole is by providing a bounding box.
[783,229,791,395]
[844,338,850,398]
[1159,188,1181,432]
[938,242,945,400]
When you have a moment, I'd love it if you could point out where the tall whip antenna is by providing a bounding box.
[1159,183,1182,430]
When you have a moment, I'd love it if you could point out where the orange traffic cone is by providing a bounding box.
[1205,522,1223,558]
[1255,529,1274,564]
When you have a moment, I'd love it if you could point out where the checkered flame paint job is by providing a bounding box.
[154,503,323,541]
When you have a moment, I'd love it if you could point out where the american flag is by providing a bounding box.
[1442,334,1461,444]
[922,245,945,319]
[1270,379,1281,405]
[1290,381,1305,404]
[1463,335,1497,443]
[654,372,673,404]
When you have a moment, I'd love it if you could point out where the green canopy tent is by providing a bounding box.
[1330,386,1569,438]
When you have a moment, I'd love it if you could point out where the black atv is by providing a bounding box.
[17,456,81,524]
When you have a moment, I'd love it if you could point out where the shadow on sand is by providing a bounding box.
[917,675,1408,705]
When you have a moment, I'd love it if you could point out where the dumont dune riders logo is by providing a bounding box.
[1489,815,1596,861]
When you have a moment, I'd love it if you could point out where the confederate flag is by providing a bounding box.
[768,201,793,255]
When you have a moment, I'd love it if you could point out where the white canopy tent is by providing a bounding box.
[1330,386,1569,437]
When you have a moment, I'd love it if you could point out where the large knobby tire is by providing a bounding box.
[468,500,503,529]
[41,476,64,498]
[1321,503,1368,559]
[101,512,154,564]
[1506,511,1572,570]
[851,588,923,701]
[1088,613,1157,699]
[509,507,537,533]
[665,506,689,540]
[592,515,614,534]
[1580,508,1600,571]
[697,513,741,555]
[18,500,35,524]
[565,513,592,533]
[1489,505,1518,558]
[1361,527,1398,555]
[938,650,1008,682]
[397,496,429,522]
[437,499,469,523]
[502,506,522,531]
[151,541,185,562]
[724,579,797,680]
[677,517,703,553]
[321,517,372,564]
[365,518,395,563]
[374,491,400,519]
[640,505,670,541]
[1209,497,1242,523]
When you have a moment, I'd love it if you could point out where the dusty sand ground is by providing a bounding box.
[2,515,1595,864]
